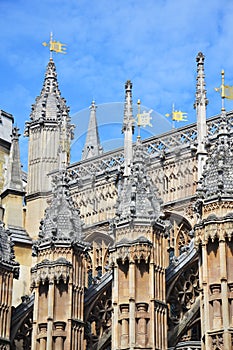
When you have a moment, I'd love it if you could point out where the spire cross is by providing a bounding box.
[90,100,97,112]
[137,99,141,139]
[50,32,53,59]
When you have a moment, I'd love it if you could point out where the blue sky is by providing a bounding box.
[1,0,233,167]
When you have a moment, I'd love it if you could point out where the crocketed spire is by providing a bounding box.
[197,112,233,201]
[115,138,162,224]
[28,58,69,122]
[39,171,83,242]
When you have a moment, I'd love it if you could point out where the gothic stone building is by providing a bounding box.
[0,52,233,350]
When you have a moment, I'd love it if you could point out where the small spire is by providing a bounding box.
[82,100,103,160]
[3,127,23,193]
[194,52,208,180]
[122,80,134,176]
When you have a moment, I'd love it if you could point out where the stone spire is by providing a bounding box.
[197,111,233,202]
[2,127,23,194]
[115,138,162,226]
[1,126,26,231]
[38,171,83,243]
[122,80,134,176]
[24,58,74,237]
[82,100,103,160]
[194,52,208,180]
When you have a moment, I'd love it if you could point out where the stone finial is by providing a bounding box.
[122,80,134,132]
[194,52,208,109]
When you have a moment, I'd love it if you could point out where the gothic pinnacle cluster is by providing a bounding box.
[197,112,233,202]
[115,138,162,225]
[38,171,83,243]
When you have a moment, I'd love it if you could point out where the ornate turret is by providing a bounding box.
[195,111,233,349]
[82,100,103,160]
[1,127,32,305]
[122,80,134,176]
[24,58,74,238]
[194,52,208,180]
[31,171,88,350]
[111,139,168,350]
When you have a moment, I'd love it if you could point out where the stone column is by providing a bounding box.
[120,304,129,348]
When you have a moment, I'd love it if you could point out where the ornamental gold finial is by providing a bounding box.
[42,32,67,58]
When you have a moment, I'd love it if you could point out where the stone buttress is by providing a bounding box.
[110,139,169,350]
[195,112,233,349]
[30,171,89,350]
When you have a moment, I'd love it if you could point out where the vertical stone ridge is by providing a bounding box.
[82,100,103,160]
[122,80,134,176]
[194,52,208,180]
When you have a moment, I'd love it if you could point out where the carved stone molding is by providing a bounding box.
[31,257,72,285]
[195,213,233,244]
